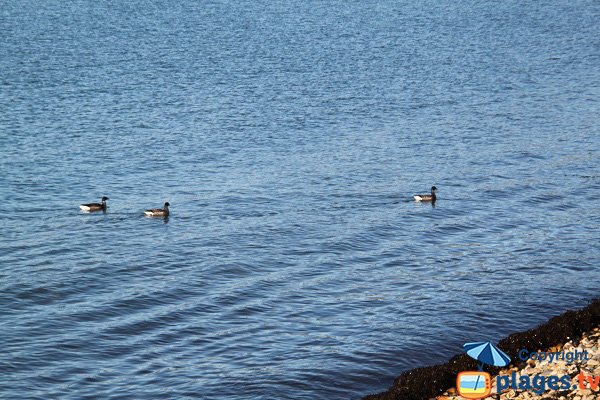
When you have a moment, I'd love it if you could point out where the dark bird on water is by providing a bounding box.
[80,196,109,212]
[414,186,437,202]
[145,202,170,217]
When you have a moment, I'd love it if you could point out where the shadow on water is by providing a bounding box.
[142,215,169,224]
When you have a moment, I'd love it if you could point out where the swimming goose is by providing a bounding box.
[80,196,109,212]
[414,186,437,202]
[145,202,170,217]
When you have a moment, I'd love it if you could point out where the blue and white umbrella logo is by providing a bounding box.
[463,341,511,370]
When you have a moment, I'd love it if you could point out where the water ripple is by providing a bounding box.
[1,1,599,399]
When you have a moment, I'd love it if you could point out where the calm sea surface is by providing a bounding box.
[1,1,599,399]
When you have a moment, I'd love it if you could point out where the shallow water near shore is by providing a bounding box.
[1,1,599,399]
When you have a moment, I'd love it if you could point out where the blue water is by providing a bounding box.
[1,1,599,399]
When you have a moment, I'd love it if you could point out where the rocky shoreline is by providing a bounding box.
[363,298,600,400]
[434,327,600,400]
